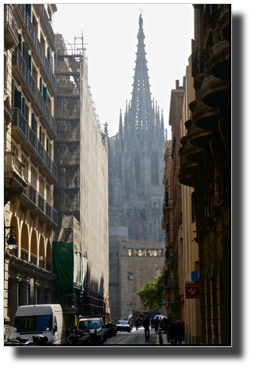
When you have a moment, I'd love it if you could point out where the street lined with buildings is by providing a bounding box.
[4,4,230,347]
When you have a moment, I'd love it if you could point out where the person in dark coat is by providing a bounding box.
[151,318,154,329]
[170,321,176,345]
[143,316,150,341]
[175,320,184,345]
[154,317,159,333]
[135,317,139,331]
[166,317,172,342]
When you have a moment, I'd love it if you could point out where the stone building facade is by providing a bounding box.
[179,4,230,345]
[108,15,166,319]
[4,4,58,327]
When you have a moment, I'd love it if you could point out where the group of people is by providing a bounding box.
[128,315,185,344]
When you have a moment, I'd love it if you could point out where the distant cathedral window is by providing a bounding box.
[134,152,140,185]
[129,223,138,240]
[151,152,159,185]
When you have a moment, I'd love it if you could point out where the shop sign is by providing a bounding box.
[185,282,200,299]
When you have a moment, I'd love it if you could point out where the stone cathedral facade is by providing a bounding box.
[108,15,166,320]
[108,15,165,243]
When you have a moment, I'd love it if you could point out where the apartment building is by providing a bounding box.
[4,4,58,326]
[179,4,230,344]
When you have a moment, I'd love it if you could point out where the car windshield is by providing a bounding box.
[79,320,100,329]
[14,315,52,333]
[118,321,128,325]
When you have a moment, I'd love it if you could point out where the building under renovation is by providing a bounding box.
[53,34,109,326]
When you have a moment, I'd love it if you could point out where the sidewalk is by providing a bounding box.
[154,329,185,345]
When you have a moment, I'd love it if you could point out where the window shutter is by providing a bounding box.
[40,77,43,95]
[12,79,15,107]
[25,5,31,18]
[32,113,36,134]
[40,126,42,143]
[25,103,29,122]
[47,138,49,153]
[43,86,47,102]
[14,90,22,110]
[18,34,22,52]
[47,47,50,62]
[28,54,32,73]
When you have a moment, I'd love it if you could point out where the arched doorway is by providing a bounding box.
[9,215,19,255]
[21,223,29,261]
[46,240,51,272]
[39,235,45,268]
[31,230,37,265]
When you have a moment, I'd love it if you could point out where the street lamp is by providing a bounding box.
[5,225,17,250]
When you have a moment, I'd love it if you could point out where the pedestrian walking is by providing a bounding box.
[175,320,184,345]
[135,317,139,331]
[166,316,172,343]
[170,321,176,345]
[143,316,150,341]
[154,317,159,333]
[151,318,154,329]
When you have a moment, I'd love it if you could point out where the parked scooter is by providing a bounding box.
[66,328,93,346]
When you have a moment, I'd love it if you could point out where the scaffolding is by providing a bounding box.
[54,34,87,229]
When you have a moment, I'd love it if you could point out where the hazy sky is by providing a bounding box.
[54,3,194,138]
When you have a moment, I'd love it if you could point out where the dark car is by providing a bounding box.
[116,320,131,332]
[103,322,117,338]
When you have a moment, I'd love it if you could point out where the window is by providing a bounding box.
[46,185,50,202]
[133,152,140,185]
[129,222,138,240]
[151,152,159,185]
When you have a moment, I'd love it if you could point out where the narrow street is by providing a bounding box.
[103,327,172,345]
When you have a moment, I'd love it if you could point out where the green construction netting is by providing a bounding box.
[53,241,73,287]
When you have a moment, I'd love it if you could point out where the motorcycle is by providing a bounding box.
[4,327,36,346]
[66,328,93,346]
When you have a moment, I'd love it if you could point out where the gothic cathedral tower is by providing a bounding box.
[108,14,165,243]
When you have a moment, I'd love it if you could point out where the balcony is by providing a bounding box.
[4,5,19,50]
[38,151,57,185]
[32,4,43,18]
[210,39,230,82]
[21,126,37,157]
[47,115,57,140]
[21,248,29,262]
[30,253,37,266]
[12,4,26,29]
[22,12,35,50]
[4,151,28,204]
[11,108,28,144]
[19,183,58,229]
[31,36,43,69]
[193,103,219,131]
[189,126,211,149]
[40,54,50,85]
[220,4,230,42]
[201,74,229,110]
[12,48,26,86]
[47,22,55,51]
[39,101,51,129]
[21,68,35,103]
[46,262,52,272]
[47,70,57,97]
[31,86,44,118]
[30,139,45,168]
[39,6,49,36]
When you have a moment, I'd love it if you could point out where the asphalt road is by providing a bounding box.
[103,327,159,345]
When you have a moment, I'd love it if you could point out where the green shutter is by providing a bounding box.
[25,104,29,122]
[40,126,42,143]
[25,5,31,18]
[32,113,36,134]
[28,55,32,72]
[47,47,50,62]
[18,34,21,52]
[21,96,25,115]
[40,77,43,95]
[14,90,22,110]
[43,86,47,102]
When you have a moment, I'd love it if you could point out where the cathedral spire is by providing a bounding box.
[128,14,153,131]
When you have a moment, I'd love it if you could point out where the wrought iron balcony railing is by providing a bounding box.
[12,48,26,86]
[12,4,26,29]
[12,108,28,138]
[4,4,19,49]
[45,200,52,220]
[25,12,35,48]
[52,208,58,226]
[38,193,45,213]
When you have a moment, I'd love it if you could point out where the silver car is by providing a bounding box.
[116,320,131,332]
[78,317,106,344]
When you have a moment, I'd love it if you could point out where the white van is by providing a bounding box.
[13,304,66,345]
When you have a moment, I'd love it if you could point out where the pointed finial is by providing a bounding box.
[139,13,143,29]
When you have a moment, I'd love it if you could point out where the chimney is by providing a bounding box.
[176,80,179,89]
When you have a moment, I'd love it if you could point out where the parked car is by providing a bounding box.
[103,322,117,338]
[116,320,131,332]
[77,317,106,344]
